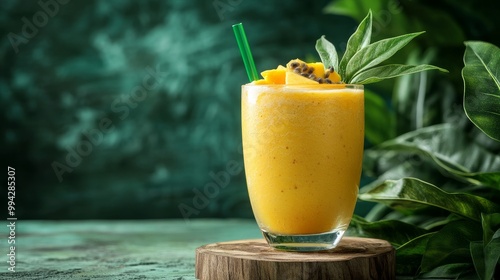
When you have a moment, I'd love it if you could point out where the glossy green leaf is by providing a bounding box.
[351,64,447,84]
[471,214,500,280]
[359,178,500,222]
[364,89,396,145]
[483,231,500,279]
[345,31,424,81]
[372,124,500,188]
[482,213,500,244]
[362,149,448,191]
[421,220,482,272]
[396,233,434,276]
[338,11,372,80]
[470,241,485,280]
[462,41,500,142]
[419,263,476,279]
[348,215,429,247]
[315,36,339,74]
[317,10,446,85]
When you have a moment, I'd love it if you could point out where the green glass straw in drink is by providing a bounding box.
[232,23,259,82]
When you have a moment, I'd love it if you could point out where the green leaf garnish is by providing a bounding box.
[316,11,447,84]
[315,35,339,72]
[346,31,425,78]
[462,41,500,142]
[351,64,448,84]
[338,11,372,77]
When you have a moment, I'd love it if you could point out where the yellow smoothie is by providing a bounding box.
[242,84,364,235]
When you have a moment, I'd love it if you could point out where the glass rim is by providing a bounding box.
[242,83,363,90]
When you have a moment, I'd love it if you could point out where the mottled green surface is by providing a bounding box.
[1,0,356,220]
[0,219,261,279]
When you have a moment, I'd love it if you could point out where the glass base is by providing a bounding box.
[262,229,345,252]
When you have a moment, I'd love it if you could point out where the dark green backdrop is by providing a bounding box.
[2,0,497,219]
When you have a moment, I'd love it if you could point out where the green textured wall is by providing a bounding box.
[7,0,495,220]
[2,0,357,219]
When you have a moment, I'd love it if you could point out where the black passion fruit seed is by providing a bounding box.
[287,63,341,83]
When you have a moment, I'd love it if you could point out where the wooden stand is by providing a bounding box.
[195,237,395,280]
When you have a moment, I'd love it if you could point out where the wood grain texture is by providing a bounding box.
[195,237,395,280]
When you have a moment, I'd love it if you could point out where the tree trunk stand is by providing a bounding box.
[195,237,395,280]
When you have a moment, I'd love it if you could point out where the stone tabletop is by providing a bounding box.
[0,219,262,279]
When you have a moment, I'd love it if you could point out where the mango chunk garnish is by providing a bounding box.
[328,71,341,83]
[285,71,318,85]
[261,69,286,84]
[251,59,343,85]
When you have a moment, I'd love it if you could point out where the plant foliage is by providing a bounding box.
[315,11,447,85]
[323,4,500,279]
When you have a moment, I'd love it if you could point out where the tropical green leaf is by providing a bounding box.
[419,263,476,279]
[345,31,424,82]
[359,177,500,222]
[370,124,500,188]
[362,149,449,190]
[482,213,500,244]
[421,220,482,273]
[348,215,429,247]
[470,241,486,280]
[396,233,434,276]
[338,11,372,80]
[471,214,500,280]
[351,64,448,84]
[470,239,500,280]
[462,41,500,142]
[315,36,339,74]
[364,89,396,145]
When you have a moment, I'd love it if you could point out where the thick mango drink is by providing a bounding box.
[242,60,364,251]
[234,10,446,253]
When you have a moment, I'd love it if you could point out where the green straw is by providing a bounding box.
[232,23,259,82]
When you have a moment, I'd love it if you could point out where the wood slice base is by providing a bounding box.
[195,237,395,280]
